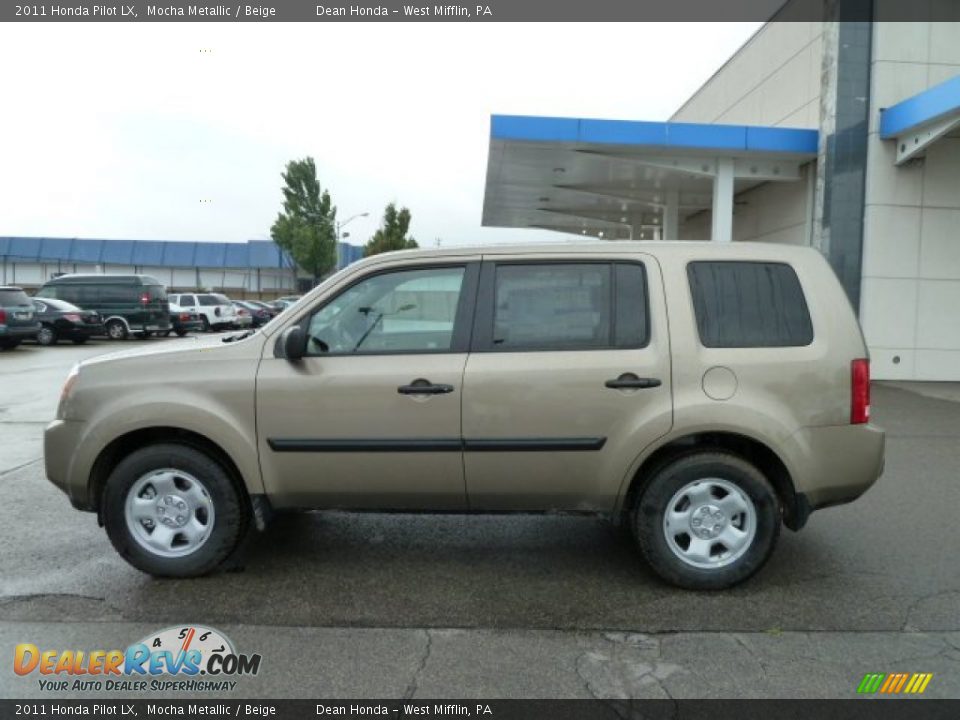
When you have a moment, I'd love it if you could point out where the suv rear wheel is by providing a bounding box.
[633,451,780,590]
[102,444,248,577]
[105,319,128,341]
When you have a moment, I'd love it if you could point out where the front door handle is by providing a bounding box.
[605,373,662,390]
[398,379,455,395]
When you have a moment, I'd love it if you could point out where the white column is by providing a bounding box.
[711,158,735,243]
[663,189,680,240]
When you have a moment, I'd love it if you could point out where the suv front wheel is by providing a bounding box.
[633,451,781,590]
[102,444,248,577]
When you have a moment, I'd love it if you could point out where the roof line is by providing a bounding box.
[490,115,818,155]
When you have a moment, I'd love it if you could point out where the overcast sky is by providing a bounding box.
[0,22,761,248]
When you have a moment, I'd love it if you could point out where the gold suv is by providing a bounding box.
[45,242,885,589]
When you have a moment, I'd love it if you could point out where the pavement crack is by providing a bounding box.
[733,634,771,677]
[0,458,43,477]
[901,590,960,631]
[402,629,433,700]
[574,652,604,701]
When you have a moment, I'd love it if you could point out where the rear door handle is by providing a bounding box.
[398,379,455,395]
[605,373,662,390]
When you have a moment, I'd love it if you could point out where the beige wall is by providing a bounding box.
[671,22,823,128]
[859,22,960,381]
[680,163,814,245]
[672,22,822,247]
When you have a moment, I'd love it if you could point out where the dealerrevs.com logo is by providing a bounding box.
[14,625,262,693]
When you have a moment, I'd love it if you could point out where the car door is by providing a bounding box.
[256,259,480,510]
[461,254,673,512]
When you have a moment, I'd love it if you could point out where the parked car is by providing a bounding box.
[165,309,204,337]
[248,300,281,318]
[35,274,170,340]
[269,297,299,312]
[31,298,103,346]
[0,286,40,350]
[231,302,254,329]
[168,293,236,332]
[233,300,271,328]
[44,242,885,590]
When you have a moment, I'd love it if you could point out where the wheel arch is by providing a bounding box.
[619,431,805,531]
[102,315,131,330]
[88,427,252,524]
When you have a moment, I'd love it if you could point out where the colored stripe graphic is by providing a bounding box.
[857,673,885,693]
[857,672,932,694]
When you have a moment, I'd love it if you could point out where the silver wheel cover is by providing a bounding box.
[662,477,757,570]
[124,468,215,558]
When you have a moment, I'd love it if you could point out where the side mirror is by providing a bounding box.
[281,326,305,361]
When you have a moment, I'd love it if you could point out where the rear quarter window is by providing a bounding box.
[687,261,813,348]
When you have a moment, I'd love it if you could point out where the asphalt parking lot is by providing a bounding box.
[1,338,959,699]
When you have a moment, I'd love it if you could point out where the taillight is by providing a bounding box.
[180,312,190,321]
[0,308,6,324]
[851,359,870,424]
[140,293,150,304]
[63,313,82,323]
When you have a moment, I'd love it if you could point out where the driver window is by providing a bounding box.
[306,266,466,355]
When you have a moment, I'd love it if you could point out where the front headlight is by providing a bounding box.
[56,363,80,420]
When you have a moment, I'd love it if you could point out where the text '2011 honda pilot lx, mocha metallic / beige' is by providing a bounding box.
[45,242,885,589]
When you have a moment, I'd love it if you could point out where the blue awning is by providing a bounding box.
[879,74,960,165]
[484,114,818,240]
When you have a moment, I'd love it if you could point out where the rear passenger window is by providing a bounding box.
[488,262,648,351]
[687,261,813,348]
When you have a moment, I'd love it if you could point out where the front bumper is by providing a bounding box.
[44,418,90,510]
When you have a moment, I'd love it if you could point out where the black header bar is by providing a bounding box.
[1,0,953,23]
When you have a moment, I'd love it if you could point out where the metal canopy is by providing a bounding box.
[482,115,819,241]
[880,74,960,165]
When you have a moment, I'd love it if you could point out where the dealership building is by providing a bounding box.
[0,237,365,298]
[482,19,960,381]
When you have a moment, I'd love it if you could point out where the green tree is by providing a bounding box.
[270,157,337,285]
[363,203,418,257]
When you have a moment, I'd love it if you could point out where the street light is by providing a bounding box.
[335,212,369,269]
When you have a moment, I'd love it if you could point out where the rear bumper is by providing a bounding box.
[0,324,40,338]
[787,423,885,529]
[174,321,204,331]
[64,325,103,338]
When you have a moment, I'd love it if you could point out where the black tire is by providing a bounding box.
[106,319,128,341]
[175,329,188,337]
[72,337,89,345]
[162,330,172,337]
[633,450,781,590]
[0,339,21,350]
[201,316,211,332]
[101,443,248,577]
[37,325,57,346]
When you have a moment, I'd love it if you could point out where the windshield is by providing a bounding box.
[0,289,32,306]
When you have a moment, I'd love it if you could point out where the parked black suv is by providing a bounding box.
[0,286,40,350]
[35,274,170,340]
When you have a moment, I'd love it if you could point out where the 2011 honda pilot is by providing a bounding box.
[44,242,885,589]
